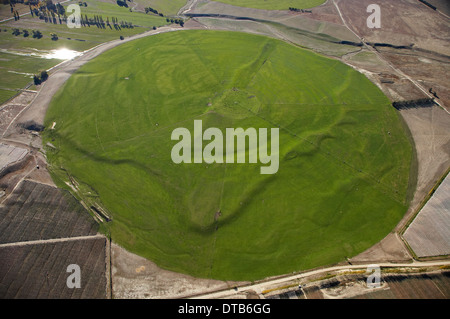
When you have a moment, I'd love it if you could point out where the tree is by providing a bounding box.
[33,75,41,85]
[116,0,127,7]
[56,3,65,15]
[32,30,42,39]
[40,70,48,82]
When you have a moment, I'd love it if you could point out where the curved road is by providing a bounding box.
[191,259,450,298]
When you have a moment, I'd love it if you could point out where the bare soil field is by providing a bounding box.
[376,47,450,109]
[0,143,28,172]
[0,91,36,137]
[0,180,99,244]
[404,172,450,257]
[399,106,450,214]
[336,0,449,55]
[0,236,107,298]
[336,0,450,110]
[0,154,107,298]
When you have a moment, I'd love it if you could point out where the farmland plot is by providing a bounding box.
[0,180,99,244]
[0,237,107,298]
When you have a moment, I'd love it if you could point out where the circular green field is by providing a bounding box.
[213,0,326,10]
[44,30,413,281]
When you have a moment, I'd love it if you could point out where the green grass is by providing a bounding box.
[44,30,414,281]
[213,0,326,10]
[0,88,16,102]
[0,51,59,91]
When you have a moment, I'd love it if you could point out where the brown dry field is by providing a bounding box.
[0,180,99,244]
[0,237,107,298]
[336,0,450,109]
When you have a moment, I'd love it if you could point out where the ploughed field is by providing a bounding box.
[44,30,413,281]
[0,237,107,298]
[212,0,326,10]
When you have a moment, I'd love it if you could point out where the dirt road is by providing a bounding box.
[192,260,450,299]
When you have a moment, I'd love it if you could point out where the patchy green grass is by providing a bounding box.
[44,30,413,281]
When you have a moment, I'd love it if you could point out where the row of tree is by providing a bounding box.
[288,7,312,13]
[418,0,437,10]
[145,6,164,17]
[26,2,135,31]
[11,28,42,38]
[166,18,184,27]
[1,0,35,4]
[392,98,435,110]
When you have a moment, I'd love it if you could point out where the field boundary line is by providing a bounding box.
[0,234,106,248]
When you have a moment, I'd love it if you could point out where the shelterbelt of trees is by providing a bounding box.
[5,0,137,29]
